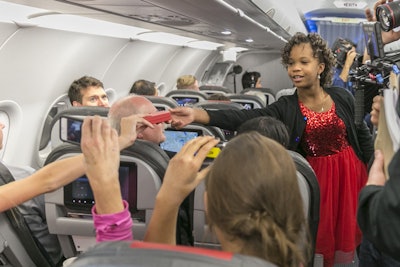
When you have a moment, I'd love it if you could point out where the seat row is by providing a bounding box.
[0,104,320,267]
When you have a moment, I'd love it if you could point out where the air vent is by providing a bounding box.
[156,16,195,26]
[128,14,195,26]
[266,8,275,18]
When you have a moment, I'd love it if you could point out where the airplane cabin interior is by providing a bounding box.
[1,0,399,266]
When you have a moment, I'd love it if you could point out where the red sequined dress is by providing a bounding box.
[299,101,368,267]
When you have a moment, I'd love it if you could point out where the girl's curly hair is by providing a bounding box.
[281,32,336,87]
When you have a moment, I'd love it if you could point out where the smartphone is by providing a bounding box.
[59,116,83,145]
[143,110,171,124]
[160,128,203,153]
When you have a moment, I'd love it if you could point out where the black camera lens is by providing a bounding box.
[376,1,400,32]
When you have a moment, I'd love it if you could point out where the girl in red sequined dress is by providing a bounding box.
[169,32,374,267]
[299,101,368,267]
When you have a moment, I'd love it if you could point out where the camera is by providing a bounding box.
[376,1,400,32]
[331,38,360,68]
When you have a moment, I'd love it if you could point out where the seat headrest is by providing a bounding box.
[144,95,179,110]
[44,140,169,182]
[194,101,244,111]
[122,140,170,180]
[199,85,231,94]
[241,88,275,95]
[69,241,277,267]
[166,89,209,99]
[228,94,265,109]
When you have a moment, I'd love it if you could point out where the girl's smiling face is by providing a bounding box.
[286,43,325,89]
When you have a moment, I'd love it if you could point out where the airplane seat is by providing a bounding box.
[105,88,117,105]
[144,95,179,111]
[39,94,73,151]
[227,94,265,109]
[275,88,296,100]
[199,85,231,95]
[0,162,54,267]
[193,101,243,141]
[287,150,321,267]
[194,101,244,111]
[193,150,321,265]
[184,123,227,142]
[193,180,220,250]
[68,241,277,267]
[241,88,276,105]
[40,112,57,150]
[44,140,169,258]
[165,90,209,107]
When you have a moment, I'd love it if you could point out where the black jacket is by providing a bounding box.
[357,149,400,261]
[207,87,373,163]
[164,150,194,246]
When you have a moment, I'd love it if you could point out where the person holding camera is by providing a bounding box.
[331,38,359,95]
[357,96,400,266]
[356,1,400,266]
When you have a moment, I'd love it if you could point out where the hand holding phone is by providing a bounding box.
[143,111,171,124]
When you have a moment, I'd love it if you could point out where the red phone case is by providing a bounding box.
[144,111,171,124]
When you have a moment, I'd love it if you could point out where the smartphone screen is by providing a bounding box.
[160,128,202,153]
[59,116,83,144]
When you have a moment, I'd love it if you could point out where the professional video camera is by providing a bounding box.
[349,21,400,126]
[376,1,400,32]
[331,38,362,68]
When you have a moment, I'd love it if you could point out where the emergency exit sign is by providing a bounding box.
[333,1,367,9]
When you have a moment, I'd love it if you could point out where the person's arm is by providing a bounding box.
[81,116,133,241]
[0,155,85,212]
[170,107,210,129]
[358,149,400,261]
[82,116,122,214]
[363,47,371,64]
[0,115,150,213]
[339,50,357,82]
[370,95,382,127]
[144,136,219,244]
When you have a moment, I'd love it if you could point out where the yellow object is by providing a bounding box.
[207,147,221,158]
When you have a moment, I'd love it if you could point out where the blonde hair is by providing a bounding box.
[205,132,309,266]
[176,75,197,90]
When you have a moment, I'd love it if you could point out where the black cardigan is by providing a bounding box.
[206,87,373,163]
[357,149,400,261]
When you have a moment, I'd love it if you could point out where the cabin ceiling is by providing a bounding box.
[3,0,380,51]
[54,0,295,51]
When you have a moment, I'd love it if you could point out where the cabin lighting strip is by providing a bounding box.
[215,0,287,43]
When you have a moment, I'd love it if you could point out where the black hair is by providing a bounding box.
[237,116,290,148]
[242,71,261,89]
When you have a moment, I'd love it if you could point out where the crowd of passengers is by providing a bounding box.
[1,0,400,266]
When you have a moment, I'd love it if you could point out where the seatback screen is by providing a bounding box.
[64,162,144,221]
[172,97,199,106]
[234,101,254,110]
